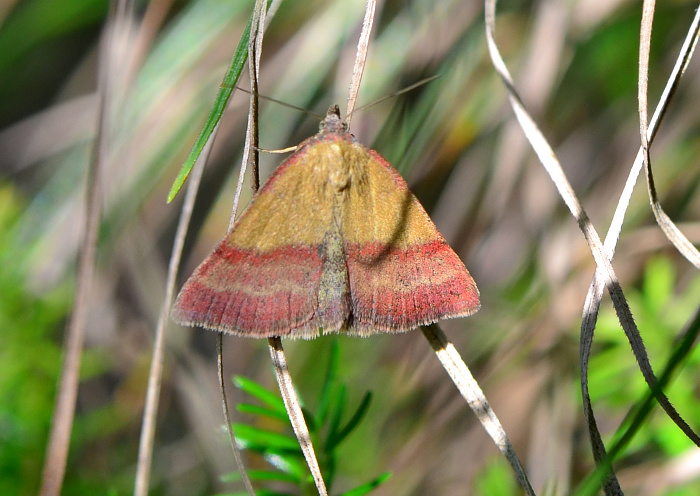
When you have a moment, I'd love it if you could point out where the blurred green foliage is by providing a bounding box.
[0,184,68,495]
[219,340,390,496]
[0,0,109,126]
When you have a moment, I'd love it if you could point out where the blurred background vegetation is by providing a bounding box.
[1,0,700,494]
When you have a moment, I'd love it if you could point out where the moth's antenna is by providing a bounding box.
[349,75,441,118]
[236,74,441,125]
[234,86,324,120]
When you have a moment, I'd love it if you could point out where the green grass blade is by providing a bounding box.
[263,451,307,479]
[316,339,339,426]
[324,383,346,451]
[234,375,287,416]
[166,11,252,202]
[233,423,299,451]
[337,472,391,496]
[326,391,372,451]
[237,403,290,422]
[222,468,299,483]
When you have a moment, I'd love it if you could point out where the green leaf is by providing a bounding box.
[324,383,347,451]
[233,423,300,451]
[327,391,373,451]
[263,451,307,480]
[337,472,392,496]
[317,339,340,425]
[229,342,376,494]
[237,403,290,422]
[166,9,253,202]
[222,469,299,484]
[234,375,287,416]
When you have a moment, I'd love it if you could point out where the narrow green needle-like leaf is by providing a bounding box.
[234,375,287,416]
[264,451,307,479]
[166,12,252,203]
[237,403,290,422]
[337,472,392,496]
[324,383,347,451]
[222,468,299,483]
[233,423,300,451]
[317,339,340,425]
[327,391,372,451]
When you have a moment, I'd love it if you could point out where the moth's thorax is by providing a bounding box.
[306,138,368,196]
[327,142,352,192]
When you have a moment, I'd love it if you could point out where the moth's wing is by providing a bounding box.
[342,146,480,335]
[172,140,343,339]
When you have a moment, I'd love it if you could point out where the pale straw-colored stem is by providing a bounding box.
[268,337,328,496]
[421,325,535,496]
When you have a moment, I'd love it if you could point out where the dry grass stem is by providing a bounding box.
[268,337,329,496]
[39,3,124,494]
[421,325,536,496]
[486,0,700,493]
[345,0,375,126]
[135,124,221,496]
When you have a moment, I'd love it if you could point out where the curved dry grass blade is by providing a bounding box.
[134,123,220,496]
[268,337,329,496]
[612,304,700,451]
[578,301,700,496]
[639,2,700,268]
[487,0,700,443]
[637,0,655,146]
[579,7,700,488]
[579,5,700,491]
[345,0,376,127]
[486,0,700,492]
[579,8,700,486]
[581,4,700,490]
[213,1,270,493]
[216,333,255,495]
[421,325,536,496]
[39,2,124,494]
[579,277,622,496]
[638,0,655,155]
[244,0,266,195]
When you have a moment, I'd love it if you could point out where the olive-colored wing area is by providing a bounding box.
[172,136,340,338]
[342,146,480,335]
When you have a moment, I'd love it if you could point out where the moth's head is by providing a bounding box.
[320,105,348,134]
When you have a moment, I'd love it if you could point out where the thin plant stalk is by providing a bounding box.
[345,0,375,126]
[485,0,700,493]
[269,337,329,496]
[134,124,226,496]
[213,0,271,494]
[39,2,123,494]
[421,325,536,496]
